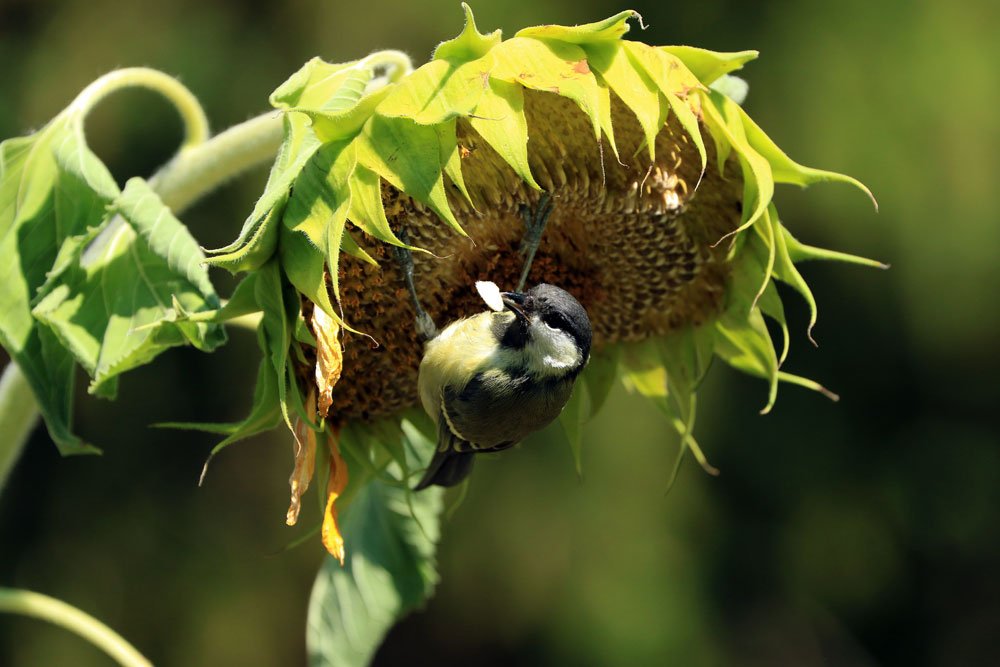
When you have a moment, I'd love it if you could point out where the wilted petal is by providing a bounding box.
[312,305,343,419]
[286,389,318,526]
[321,430,350,564]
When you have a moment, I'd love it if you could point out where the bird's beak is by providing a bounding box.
[500,291,529,323]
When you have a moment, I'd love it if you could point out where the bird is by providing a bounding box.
[413,283,592,490]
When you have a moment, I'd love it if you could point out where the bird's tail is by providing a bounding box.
[414,449,475,491]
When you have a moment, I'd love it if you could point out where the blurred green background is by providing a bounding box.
[1,0,997,665]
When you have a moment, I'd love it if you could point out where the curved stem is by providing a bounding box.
[0,588,152,667]
[68,67,210,148]
[359,50,413,82]
[148,111,282,212]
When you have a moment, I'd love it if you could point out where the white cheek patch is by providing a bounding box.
[524,315,582,377]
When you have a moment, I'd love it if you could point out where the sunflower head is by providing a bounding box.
[201,5,879,557]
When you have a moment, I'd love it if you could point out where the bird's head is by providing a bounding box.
[499,284,592,378]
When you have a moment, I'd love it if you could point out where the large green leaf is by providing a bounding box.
[307,424,443,667]
[33,178,224,397]
[0,115,119,453]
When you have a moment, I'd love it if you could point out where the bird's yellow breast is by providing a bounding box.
[417,311,517,419]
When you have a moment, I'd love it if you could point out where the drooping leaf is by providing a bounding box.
[33,177,224,398]
[288,388,319,526]
[582,344,620,419]
[736,101,877,208]
[312,305,343,419]
[307,426,443,667]
[280,140,355,318]
[586,42,666,161]
[254,260,299,430]
[468,78,541,191]
[491,37,608,143]
[376,55,494,125]
[714,306,779,414]
[208,60,375,271]
[347,164,407,247]
[356,114,464,234]
[320,429,350,563]
[700,89,774,242]
[622,42,708,179]
[0,115,119,454]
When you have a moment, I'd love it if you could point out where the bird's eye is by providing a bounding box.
[544,311,570,331]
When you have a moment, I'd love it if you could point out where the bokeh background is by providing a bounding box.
[1,0,997,665]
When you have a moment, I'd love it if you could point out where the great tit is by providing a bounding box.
[414,283,592,490]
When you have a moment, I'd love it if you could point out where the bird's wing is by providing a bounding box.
[438,388,476,453]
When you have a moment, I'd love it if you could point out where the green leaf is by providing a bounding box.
[622,42,708,179]
[587,42,666,161]
[772,211,819,342]
[33,177,224,398]
[491,37,605,141]
[271,57,366,111]
[516,10,640,43]
[209,62,375,271]
[295,85,394,145]
[660,46,758,85]
[203,200,282,273]
[468,78,541,191]
[436,119,475,207]
[781,226,886,269]
[376,56,493,125]
[714,306,779,414]
[433,3,502,62]
[281,140,355,318]
[620,339,668,399]
[206,113,320,263]
[347,164,406,247]
[254,260,298,430]
[658,325,714,400]
[736,102,877,209]
[356,115,464,235]
[700,90,774,242]
[307,442,443,667]
[0,115,119,453]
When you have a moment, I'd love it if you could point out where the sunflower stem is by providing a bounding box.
[0,588,152,667]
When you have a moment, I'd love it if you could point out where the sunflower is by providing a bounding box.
[201,7,879,562]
